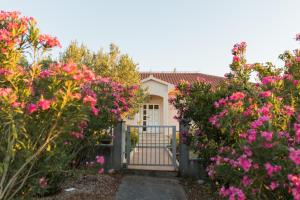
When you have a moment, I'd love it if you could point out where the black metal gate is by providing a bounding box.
[126,125,177,170]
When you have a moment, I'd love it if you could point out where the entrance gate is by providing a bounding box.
[125,125,178,170]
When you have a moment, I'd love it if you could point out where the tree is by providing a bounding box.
[60,42,140,86]
[60,41,147,116]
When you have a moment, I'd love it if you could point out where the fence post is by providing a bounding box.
[179,119,190,176]
[112,120,125,170]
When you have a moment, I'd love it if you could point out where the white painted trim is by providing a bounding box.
[141,75,173,88]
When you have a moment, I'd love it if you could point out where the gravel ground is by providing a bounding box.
[180,178,220,200]
[40,172,123,200]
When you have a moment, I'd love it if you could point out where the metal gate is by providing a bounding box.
[125,125,178,170]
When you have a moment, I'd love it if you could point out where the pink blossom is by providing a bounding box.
[27,103,37,114]
[96,155,105,164]
[257,104,272,115]
[289,149,300,165]
[233,56,240,63]
[62,63,77,73]
[242,176,252,187]
[288,174,300,200]
[83,95,97,106]
[264,162,282,176]
[259,91,272,98]
[247,129,257,143]
[269,181,279,190]
[261,131,273,142]
[229,92,245,101]
[261,76,280,85]
[98,168,104,174]
[243,147,253,157]
[38,98,51,110]
[296,57,300,62]
[294,123,300,142]
[237,155,252,172]
[250,116,269,129]
[91,106,99,116]
[284,105,295,116]
[219,186,246,200]
[39,70,51,78]
[39,34,61,48]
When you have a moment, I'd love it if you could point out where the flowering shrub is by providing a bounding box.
[170,80,230,166]
[0,11,139,199]
[207,38,300,199]
[172,34,300,199]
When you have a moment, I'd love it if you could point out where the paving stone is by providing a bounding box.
[115,175,187,200]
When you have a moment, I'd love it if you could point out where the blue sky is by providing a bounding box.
[1,0,299,77]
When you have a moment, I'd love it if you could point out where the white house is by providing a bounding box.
[126,72,224,130]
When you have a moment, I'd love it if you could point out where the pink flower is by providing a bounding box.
[83,95,97,106]
[261,131,273,142]
[247,129,257,143]
[96,155,105,164]
[98,168,104,174]
[27,103,37,114]
[294,123,300,142]
[229,92,245,101]
[39,177,47,188]
[233,56,240,62]
[269,181,279,190]
[296,57,300,62]
[242,176,252,187]
[62,63,77,73]
[289,149,300,165]
[259,91,272,98]
[40,70,51,78]
[243,147,253,157]
[264,162,282,176]
[91,106,99,116]
[38,98,51,110]
[284,105,295,116]
[262,76,280,85]
[288,174,300,200]
[237,155,252,172]
[219,186,246,200]
[257,104,272,115]
[251,116,269,129]
[39,34,61,48]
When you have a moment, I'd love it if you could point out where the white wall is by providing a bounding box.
[125,78,179,131]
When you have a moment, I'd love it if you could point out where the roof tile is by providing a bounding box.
[140,72,224,87]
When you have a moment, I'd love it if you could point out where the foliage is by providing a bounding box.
[170,78,229,166]
[0,11,139,199]
[173,35,300,199]
[60,41,147,116]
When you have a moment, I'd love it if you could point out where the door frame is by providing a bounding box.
[141,104,161,131]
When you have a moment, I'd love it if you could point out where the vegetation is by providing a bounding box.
[0,11,141,199]
[172,36,300,199]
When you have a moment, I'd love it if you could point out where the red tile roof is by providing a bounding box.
[140,72,224,87]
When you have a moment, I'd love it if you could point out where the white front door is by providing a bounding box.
[142,104,160,132]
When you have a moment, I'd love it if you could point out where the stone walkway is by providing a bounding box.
[115,175,187,200]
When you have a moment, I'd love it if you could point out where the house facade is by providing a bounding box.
[126,72,224,130]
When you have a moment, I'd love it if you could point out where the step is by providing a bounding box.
[122,167,179,178]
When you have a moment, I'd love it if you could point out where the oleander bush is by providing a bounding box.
[0,11,139,199]
[172,35,300,199]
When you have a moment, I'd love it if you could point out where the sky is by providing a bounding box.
[1,0,300,77]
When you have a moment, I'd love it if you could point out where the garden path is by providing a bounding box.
[115,175,187,200]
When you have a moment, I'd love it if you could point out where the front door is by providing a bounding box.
[142,104,160,132]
